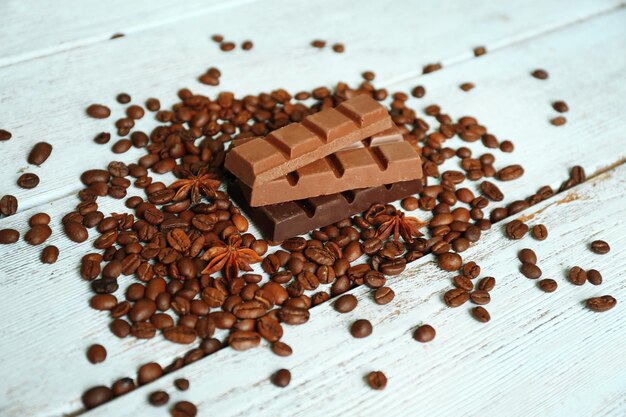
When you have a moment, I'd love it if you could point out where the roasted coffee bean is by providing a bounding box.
[479,181,503,201]
[413,324,436,342]
[586,295,616,312]
[438,252,462,271]
[0,129,12,141]
[496,165,524,181]
[380,258,406,276]
[17,173,40,189]
[477,276,496,292]
[278,306,310,325]
[138,362,163,385]
[228,330,261,351]
[111,377,136,396]
[94,132,111,144]
[174,378,190,391]
[163,326,197,344]
[538,279,557,292]
[171,400,198,417]
[90,294,117,310]
[374,287,395,305]
[472,306,491,323]
[86,344,107,364]
[453,275,474,291]
[350,319,373,338]
[0,228,20,244]
[64,221,89,243]
[470,290,491,305]
[364,270,386,288]
[271,341,293,357]
[131,321,156,339]
[281,237,306,251]
[590,240,610,254]
[334,294,357,313]
[587,269,602,286]
[0,194,18,216]
[411,85,426,98]
[518,248,537,264]
[149,390,170,406]
[87,104,111,118]
[82,386,113,409]
[110,319,131,338]
[550,116,566,126]
[27,142,53,166]
[552,101,569,113]
[531,69,549,79]
[367,371,387,390]
[462,261,481,279]
[505,220,528,240]
[520,262,542,279]
[41,245,59,264]
[332,43,345,53]
[25,225,52,245]
[568,266,587,285]
[304,246,335,265]
[272,369,291,388]
[444,288,469,307]
[531,224,548,240]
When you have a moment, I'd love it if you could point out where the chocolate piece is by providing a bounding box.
[229,179,422,241]
[225,95,394,187]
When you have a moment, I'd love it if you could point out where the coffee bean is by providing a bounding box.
[423,63,442,73]
[477,276,496,292]
[552,101,569,113]
[332,43,345,53]
[438,252,462,271]
[127,105,145,120]
[278,306,310,325]
[380,258,406,275]
[94,132,111,144]
[17,173,40,189]
[461,261,480,279]
[228,331,261,351]
[110,319,131,338]
[212,34,224,42]
[0,228,20,244]
[90,294,117,310]
[86,344,107,364]
[550,116,566,126]
[138,362,163,385]
[520,263,542,279]
[505,220,528,240]
[453,275,474,291]
[241,40,254,50]
[518,248,537,264]
[174,378,190,391]
[351,319,373,338]
[29,212,50,226]
[0,194,18,216]
[586,295,616,312]
[41,245,59,264]
[531,69,549,79]
[568,266,587,285]
[116,93,131,104]
[444,288,469,307]
[87,104,111,119]
[466,307,491,326]
[538,279,557,292]
[460,82,475,91]
[149,390,170,406]
[411,86,426,98]
[0,129,11,141]
[146,98,161,111]
[271,341,293,357]
[473,46,487,56]
[111,377,136,396]
[82,386,113,409]
[367,371,387,390]
[26,141,53,166]
[373,287,395,305]
[530,224,548,240]
[587,269,602,286]
[413,324,436,342]
[480,181,503,201]
[590,240,610,254]
[64,221,89,243]
[334,294,357,313]
[171,400,198,417]
[25,224,51,245]
[272,369,291,388]
[304,246,335,265]
[470,290,491,305]
[496,165,524,181]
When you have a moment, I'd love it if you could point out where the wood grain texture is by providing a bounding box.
[85,163,626,417]
[0,1,625,417]
[0,0,622,212]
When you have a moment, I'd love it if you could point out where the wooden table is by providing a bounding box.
[0,0,625,416]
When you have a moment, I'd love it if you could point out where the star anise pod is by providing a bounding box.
[373,210,425,243]
[201,234,262,281]
[169,167,220,203]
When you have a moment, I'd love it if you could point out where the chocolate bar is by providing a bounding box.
[229,179,423,241]
[225,94,394,187]
[245,138,422,206]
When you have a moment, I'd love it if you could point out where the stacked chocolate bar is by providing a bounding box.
[225,95,423,241]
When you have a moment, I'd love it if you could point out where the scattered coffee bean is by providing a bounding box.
[480,181,503,201]
[411,86,426,98]
[138,362,163,385]
[531,224,548,240]
[367,371,387,390]
[174,378,190,391]
[550,116,567,126]
[311,39,326,48]
[568,266,587,285]
[0,129,12,141]
[41,245,59,264]
[0,194,18,216]
[86,344,107,364]
[127,105,145,120]
[146,98,161,111]
[438,252,462,271]
[82,386,113,409]
[332,43,345,53]
[444,288,469,307]
[211,34,223,42]
[423,63,442,73]
[241,40,253,50]
[587,269,602,286]
[334,294,357,313]
[171,400,198,417]
[64,221,89,243]
[0,228,20,244]
[505,219,528,239]
[472,306,491,323]
[500,140,514,152]
[17,173,40,189]
[149,390,170,406]
[271,341,293,357]
[552,101,569,113]
[29,212,50,226]
[518,248,537,264]
[24,225,51,245]
[473,46,487,56]
[401,196,419,210]
[228,331,261,350]
[520,262,542,279]
[590,240,610,254]
[111,378,136,396]
[272,369,291,388]
[470,290,491,305]
[531,69,549,79]
[220,41,236,51]
[373,286,395,305]
[94,132,111,144]
[460,82,475,91]
[496,164,524,181]
[586,295,616,312]
[116,93,131,104]
[413,324,436,342]
[86,104,111,119]
[27,142,53,165]
[453,275,474,291]
[477,277,496,292]
[350,319,373,338]
[538,279,557,293]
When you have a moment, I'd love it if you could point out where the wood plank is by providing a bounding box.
[84,162,626,417]
[1,5,626,417]
[0,0,622,210]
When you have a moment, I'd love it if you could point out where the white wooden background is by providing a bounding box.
[0,0,625,416]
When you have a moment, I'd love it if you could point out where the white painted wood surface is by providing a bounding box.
[0,1,625,416]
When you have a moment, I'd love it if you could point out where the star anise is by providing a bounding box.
[201,234,262,281]
[372,210,425,243]
[169,167,220,203]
